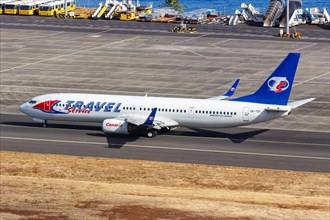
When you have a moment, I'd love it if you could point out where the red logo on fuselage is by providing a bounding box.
[33,100,63,114]
[106,123,119,127]
[67,107,91,114]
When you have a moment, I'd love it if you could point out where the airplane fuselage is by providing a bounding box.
[20,93,289,128]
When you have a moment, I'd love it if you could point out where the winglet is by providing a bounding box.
[223,79,240,97]
[144,108,157,126]
[207,79,240,100]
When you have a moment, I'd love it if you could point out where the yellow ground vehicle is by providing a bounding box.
[39,0,75,16]
[19,0,54,15]
[3,0,21,14]
[39,1,63,16]
[0,0,14,14]
[136,5,152,14]
[120,11,136,21]
[171,23,196,33]
[18,2,36,15]
[65,0,75,12]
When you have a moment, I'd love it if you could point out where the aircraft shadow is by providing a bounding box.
[317,24,330,30]
[2,121,100,131]
[2,121,269,145]
[167,128,269,143]
[86,132,140,149]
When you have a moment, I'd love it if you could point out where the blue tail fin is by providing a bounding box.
[232,53,300,105]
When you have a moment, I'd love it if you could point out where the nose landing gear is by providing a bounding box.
[42,120,48,128]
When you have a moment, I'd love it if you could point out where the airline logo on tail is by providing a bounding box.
[267,77,289,93]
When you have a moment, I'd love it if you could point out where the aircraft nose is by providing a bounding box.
[19,103,28,114]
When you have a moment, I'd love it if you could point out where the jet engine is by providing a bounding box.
[102,119,129,134]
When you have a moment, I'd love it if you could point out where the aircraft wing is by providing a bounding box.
[208,79,240,100]
[123,108,179,130]
[153,116,179,129]
[124,108,157,126]
[125,116,149,126]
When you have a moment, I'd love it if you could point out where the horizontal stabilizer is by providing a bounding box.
[265,105,292,112]
[288,98,315,109]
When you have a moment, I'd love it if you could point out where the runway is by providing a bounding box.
[1,114,329,172]
[1,16,329,173]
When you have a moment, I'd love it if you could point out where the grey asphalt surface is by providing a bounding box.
[0,15,329,173]
[1,114,329,172]
[1,15,329,42]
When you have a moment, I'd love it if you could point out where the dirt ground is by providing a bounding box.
[0,151,329,219]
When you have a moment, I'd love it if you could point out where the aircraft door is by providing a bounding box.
[188,107,195,118]
[243,107,249,121]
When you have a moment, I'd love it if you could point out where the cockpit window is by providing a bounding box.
[29,100,37,104]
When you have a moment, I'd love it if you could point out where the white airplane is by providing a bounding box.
[19,53,314,138]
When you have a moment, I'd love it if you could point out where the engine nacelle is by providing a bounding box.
[102,119,129,134]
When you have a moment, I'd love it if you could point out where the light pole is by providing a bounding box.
[286,0,289,34]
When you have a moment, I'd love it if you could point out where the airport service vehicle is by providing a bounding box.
[3,0,21,14]
[19,53,313,138]
[18,0,55,15]
[18,2,37,15]
[171,22,196,33]
[39,0,75,16]
[65,0,75,12]
[0,0,14,14]
[38,1,63,16]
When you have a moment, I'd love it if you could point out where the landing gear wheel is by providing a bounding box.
[146,130,157,138]
[43,120,48,128]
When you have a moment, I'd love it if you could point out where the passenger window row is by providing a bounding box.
[195,110,237,116]
[123,107,187,113]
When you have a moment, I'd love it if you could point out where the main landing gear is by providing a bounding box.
[146,129,157,138]
[42,120,48,128]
